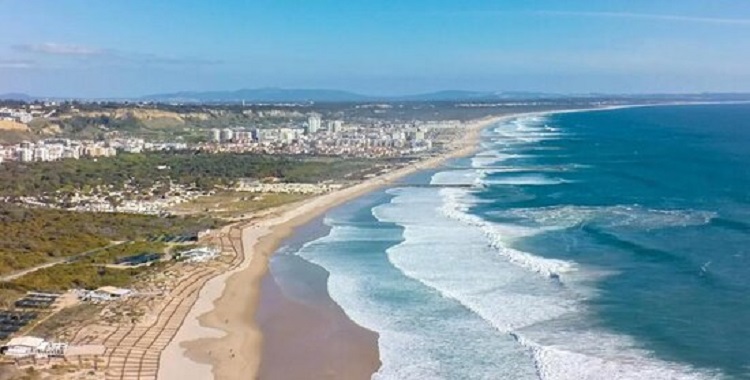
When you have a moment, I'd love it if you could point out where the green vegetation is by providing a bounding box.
[81,241,167,265]
[7,262,156,292]
[171,191,310,218]
[26,110,193,142]
[53,115,144,140]
[0,289,24,309]
[0,204,220,276]
[0,152,380,196]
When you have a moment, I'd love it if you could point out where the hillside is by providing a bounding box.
[143,87,373,103]
[0,120,29,132]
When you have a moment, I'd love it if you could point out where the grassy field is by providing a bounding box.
[7,262,157,293]
[80,241,168,265]
[0,204,221,276]
[171,191,310,219]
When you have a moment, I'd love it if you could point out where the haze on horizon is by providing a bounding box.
[1,0,750,98]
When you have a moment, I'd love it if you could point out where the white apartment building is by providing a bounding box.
[307,114,321,134]
[210,128,221,142]
[33,147,49,162]
[220,128,234,142]
[332,120,343,133]
[17,148,33,162]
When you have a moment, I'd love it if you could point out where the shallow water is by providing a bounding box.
[275,104,750,379]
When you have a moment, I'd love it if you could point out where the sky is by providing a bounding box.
[1,0,750,98]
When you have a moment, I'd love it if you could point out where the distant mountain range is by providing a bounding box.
[142,88,373,103]
[141,88,574,103]
[0,88,568,103]
[0,93,34,101]
[3,88,750,103]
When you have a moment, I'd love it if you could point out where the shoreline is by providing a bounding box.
[256,244,381,379]
[157,114,505,380]
[157,104,659,379]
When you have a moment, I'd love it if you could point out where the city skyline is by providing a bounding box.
[2,0,750,97]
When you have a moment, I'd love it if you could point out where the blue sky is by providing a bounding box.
[1,0,750,97]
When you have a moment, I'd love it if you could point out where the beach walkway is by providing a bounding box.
[67,225,247,380]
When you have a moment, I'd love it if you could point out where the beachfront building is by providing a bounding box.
[177,247,220,263]
[2,336,67,358]
[76,286,133,302]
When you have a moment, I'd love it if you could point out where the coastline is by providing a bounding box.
[256,242,382,379]
[157,114,505,380]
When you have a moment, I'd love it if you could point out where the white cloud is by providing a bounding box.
[10,42,223,67]
[13,43,105,56]
[537,11,750,26]
[0,59,35,68]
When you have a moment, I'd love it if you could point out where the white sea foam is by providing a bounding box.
[470,150,528,168]
[290,111,720,379]
[438,187,574,278]
[483,173,572,186]
[488,116,565,145]
[324,224,403,242]
[464,164,590,175]
[293,226,446,379]
[430,169,484,186]
[516,330,718,380]
[371,183,720,380]
[296,209,539,380]
[492,205,717,230]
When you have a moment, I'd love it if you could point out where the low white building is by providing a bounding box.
[3,336,66,358]
[97,286,132,298]
[4,336,45,357]
[76,286,133,302]
[178,247,220,263]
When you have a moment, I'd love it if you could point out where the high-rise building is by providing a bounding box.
[18,148,32,162]
[332,120,343,133]
[220,128,234,142]
[408,129,426,142]
[33,147,49,162]
[252,128,262,143]
[234,131,251,142]
[47,146,63,161]
[307,114,321,134]
[279,128,294,144]
[210,128,221,142]
[62,148,80,159]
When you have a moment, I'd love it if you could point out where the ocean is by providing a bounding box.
[269,103,750,379]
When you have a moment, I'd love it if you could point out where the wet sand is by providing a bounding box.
[158,115,506,380]
[256,215,381,379]
[257,266,381,379]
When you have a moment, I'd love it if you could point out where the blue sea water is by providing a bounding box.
[272,104,750,379]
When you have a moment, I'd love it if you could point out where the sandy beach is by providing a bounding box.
[256,255,381,380]
[158,115,506,380]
